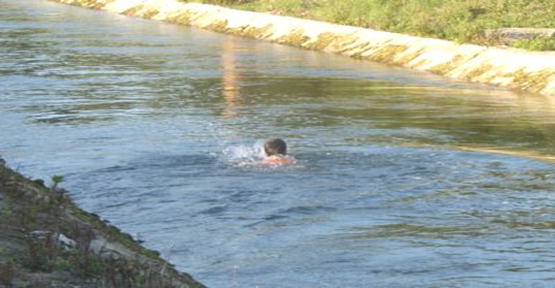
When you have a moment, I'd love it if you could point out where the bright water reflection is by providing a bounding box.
[1,1,555,287]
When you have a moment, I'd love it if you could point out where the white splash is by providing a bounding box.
[222,141,266,167]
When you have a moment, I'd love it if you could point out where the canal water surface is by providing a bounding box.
[1,1,555,287]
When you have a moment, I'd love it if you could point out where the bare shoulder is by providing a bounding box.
[262,156,295,165]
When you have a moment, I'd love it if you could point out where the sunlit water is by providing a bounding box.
[2,1,555,287]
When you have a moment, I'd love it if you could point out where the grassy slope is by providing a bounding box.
[0,162,206,288]
[187,0,555,50]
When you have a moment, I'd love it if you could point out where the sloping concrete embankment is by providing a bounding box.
[53,0,555,96]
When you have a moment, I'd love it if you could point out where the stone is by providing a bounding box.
[485,28,555,43]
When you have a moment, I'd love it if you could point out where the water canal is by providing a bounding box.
[1,1,555,287]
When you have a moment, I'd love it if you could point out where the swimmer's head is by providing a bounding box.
[264,138,287,156]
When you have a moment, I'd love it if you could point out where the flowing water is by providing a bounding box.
[2,1,555,287]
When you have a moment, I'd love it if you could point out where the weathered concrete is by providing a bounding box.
[51,0,555,97]
[485,28,555,43]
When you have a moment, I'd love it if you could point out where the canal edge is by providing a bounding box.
[49,0,555,97]
[0,160,207,288]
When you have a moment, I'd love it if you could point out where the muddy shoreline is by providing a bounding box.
[0,158,206,288]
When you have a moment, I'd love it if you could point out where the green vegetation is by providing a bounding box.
[186,0,555,50]
[512,37,555,51]
[0,163,205,288]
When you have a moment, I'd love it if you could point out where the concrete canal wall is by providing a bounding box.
[51,0,555,97]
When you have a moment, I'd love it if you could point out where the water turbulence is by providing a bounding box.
[222,141,266,167]
[2,1,555,287]
[222,141,298,169]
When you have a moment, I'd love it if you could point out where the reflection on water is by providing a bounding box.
[221,37,242,118]
[2,0,555,287]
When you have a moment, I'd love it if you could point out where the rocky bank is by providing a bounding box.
[0,158,206,288]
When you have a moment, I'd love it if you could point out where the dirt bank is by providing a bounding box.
[0,158,206,288]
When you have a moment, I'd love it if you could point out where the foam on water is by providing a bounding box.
[221,140,299,169]
[222,140,266,167]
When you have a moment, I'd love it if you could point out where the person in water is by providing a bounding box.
[263,138,293,165]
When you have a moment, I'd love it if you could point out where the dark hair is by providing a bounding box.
[264,138,287,156]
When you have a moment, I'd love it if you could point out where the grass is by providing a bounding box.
[0,262,16,287]
[513,37,555,51]
[184,0,555,50]
[0,164,206,288]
